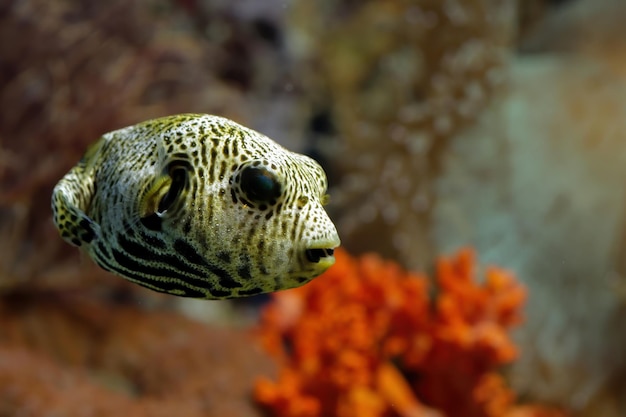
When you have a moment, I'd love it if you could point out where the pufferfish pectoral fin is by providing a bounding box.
[51,154,102,248]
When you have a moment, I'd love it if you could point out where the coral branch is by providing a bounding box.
[255,248,567,417]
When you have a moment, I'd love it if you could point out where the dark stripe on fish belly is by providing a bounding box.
[117,234,209,283]
[95,251,190,294]
[173,239,243,289]
[237,262,252,281]
[96,241,112,259]
[117,234,159,261]
[110,247,210,291]
[139,232,167,249]
[210,288,233,298]
[238,287,264,296]
[216,250,231,264]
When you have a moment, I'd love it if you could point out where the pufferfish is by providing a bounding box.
[51,114,340,299]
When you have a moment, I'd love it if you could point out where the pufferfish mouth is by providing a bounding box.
[305,247,335,263]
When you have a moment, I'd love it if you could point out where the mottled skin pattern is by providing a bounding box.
[51,114,340,299]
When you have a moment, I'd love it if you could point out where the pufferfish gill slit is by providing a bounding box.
[51,114,340,299]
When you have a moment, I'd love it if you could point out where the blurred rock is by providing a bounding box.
[0,293,274,417]
[435,54,626,416]
[433,1,626,414]
[288,0,517,269]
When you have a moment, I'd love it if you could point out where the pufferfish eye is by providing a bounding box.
[239,166,282,204]
[138,160,191,231]
[157,164,188,215]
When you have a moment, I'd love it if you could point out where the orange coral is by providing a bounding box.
[255,248,567,417]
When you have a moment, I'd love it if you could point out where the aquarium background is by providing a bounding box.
[1,0,625,416]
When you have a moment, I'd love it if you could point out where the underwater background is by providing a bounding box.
[1,0,626,416]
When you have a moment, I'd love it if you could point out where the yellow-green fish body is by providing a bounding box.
[52,114,339,299]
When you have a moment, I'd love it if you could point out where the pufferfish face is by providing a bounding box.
[51,114,340,299]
